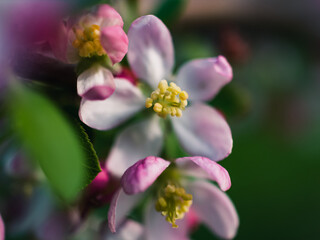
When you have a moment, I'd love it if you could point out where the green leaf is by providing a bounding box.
[77,124,101,185]
[9,84,87,202]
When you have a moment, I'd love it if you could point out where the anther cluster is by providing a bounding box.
[145,80,189,118]
[73,24,106,58]
[155,184,193,228]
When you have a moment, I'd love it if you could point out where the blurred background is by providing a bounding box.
[170,0,320,239]
[1,0,320,239]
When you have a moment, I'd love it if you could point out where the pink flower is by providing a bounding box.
[79,15,233,177]
[51,4,128,100]
[108,156,239,239]
[0,214,4,240]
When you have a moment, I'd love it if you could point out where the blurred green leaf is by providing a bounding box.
[9,84,87,202]
[154,0,188,26]
[77,124,101,185]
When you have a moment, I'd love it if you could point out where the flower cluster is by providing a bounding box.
[0,2,239,240]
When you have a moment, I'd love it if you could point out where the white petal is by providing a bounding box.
[104,220,144,240]
[77,65,115,100]
[106,116,164,177]
[175,56,233,101]
[144,201,190,240]
[186,181,239,239]
[79,79,145,130]
[175,156,231,191]
[127,15,174,88]
[108,189,144,233]
[172,103,233,161]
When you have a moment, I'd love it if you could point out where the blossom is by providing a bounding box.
[108,156,239,239]
[79,15,233,177]
[0,214,4,240]
[51,4,129,100]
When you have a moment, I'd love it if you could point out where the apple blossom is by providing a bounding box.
[79,15,233,176]
[51,4,128,100]
[108,156,239,240]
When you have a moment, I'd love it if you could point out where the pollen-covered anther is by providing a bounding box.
[155,184,193,228]
[72,24,106,58]
[145,80,189,118]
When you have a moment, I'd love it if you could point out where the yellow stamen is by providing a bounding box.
[145,80,189,118]
[155,184,193,228]
[153,103,163,113]
[72,24,106,58]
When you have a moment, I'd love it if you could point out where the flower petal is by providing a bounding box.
[176,156,231,191]
[108,189,144,233]
[127,15,174,88]
[0,214,4,240]
[144,201,190,240]
[97,4,124,28]
[79,79,145,130]
[175,56,232,101]
[107,116,164,178]
[77,65,115,100]
[172,103,233,161]
[101,26,128,64]
[121,156,170,195]
[186,181,239,239]
[105,220,144,240]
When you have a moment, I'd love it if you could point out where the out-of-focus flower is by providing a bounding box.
[108,156,239,240]
[79,15,233,177]
[52,4,129,100]
[0,0,68,90]
[52,4,128,64]
[0,214,4,240]
[5,0,67,51]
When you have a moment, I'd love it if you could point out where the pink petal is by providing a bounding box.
[79,78,145,130]
[108,189,144,233]
[121,156,170,195]
[186,181,239,239]
[172,103,233,161]
[144,201,190,240]
[77,65,115,100]
[127,15,174,88]
[107,116,164,177]
[0,214,4,240]
[50,20,80,64]
[175,56,233,101]
[105,220,144,240]
[97,4,124,28]
[101,26,128,64]
[175,156,231,191]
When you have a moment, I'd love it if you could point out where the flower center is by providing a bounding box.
[155,184,193,228]
[145,80,189,118]
[72,24,106,58]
